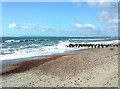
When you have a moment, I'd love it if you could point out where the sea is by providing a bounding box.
[0,37,119,67]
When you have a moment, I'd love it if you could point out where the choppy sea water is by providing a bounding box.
[0,37,119,61]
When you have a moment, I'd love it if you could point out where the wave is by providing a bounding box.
[71,40,119,44]
[1,40,119,60]
[69,39,105,41]
[3,39,48,43]
[0,41,79,60]
[88,40,119,44]
[4,40,20,43]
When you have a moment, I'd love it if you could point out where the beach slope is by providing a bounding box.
[2,47,119,87]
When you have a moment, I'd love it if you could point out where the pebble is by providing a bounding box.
[74,80,77,82]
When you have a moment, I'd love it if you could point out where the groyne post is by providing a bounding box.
[68,43,119,48]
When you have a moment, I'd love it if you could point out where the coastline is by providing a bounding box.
[2,47,119,87]
[1,48,98,75]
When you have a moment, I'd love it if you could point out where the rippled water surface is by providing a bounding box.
[1,37,119,60]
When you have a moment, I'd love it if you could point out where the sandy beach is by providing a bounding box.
[1,47,119,87]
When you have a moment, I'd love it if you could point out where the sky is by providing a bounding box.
[2,2,118,37]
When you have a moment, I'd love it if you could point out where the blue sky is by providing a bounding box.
[2,2,118,37]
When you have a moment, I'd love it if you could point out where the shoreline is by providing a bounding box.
[1,54,75,75]
[1,47,98,68]
[2,47,119,87]
[1,48,98,75]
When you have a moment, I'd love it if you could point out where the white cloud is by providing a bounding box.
[103,25,118,36]
[74,23,118,37]
[8,23,62,32]
[107,19,118,24]
[8,23,17,29]
[39,26,50,31]
[8,23,36,30]
[106,25,118,31]
[73,1,118,24]
[87,2,118,24]
[39,25,63,32]
[22,24,36,29]
[40,26,49,29]
[88,2,117,12]
[72,0,119,2]
[75,24,96,29]
[98,11,118,24]
[22,25,30,29]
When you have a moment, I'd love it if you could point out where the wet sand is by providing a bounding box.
[1,47,119,87]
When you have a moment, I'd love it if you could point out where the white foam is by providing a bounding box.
[71,40,119,44]
[69,39,105,41]
[89,40,119,44]
[0,41,81,60]
[5,40,20,43]
[1,40,119,60]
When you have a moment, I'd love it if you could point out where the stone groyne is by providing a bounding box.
[68,43,119,48]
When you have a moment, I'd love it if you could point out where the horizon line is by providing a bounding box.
[1,36,118,38]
